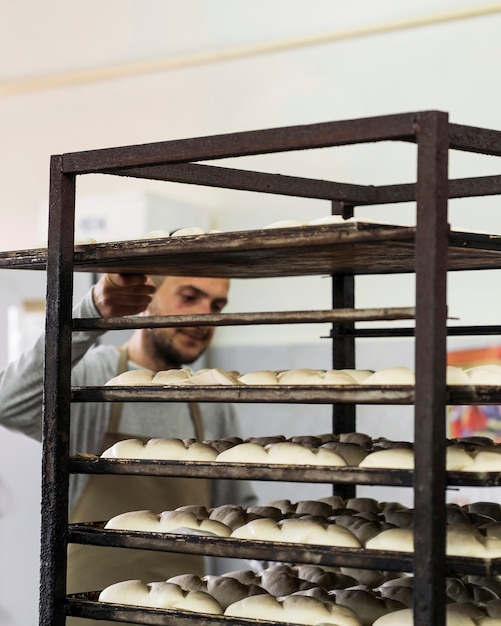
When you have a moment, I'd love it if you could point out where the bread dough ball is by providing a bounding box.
[238,370,279,385]
[105,510,160,531]
[277,369,325,385]
[334,588,404,624]
[446,445,475,471]
[446,366,470,385]
[446,526,488,557]
[99,580,222,614]
[231,518,281,541]
[186,368,241,385]
[143,438,192,460]
[159,510,231,537]
[225,593,361,625]
[105,369,154,386]
[101,438,147,458]
[366,528,413,552]
[462,450,501,472]
[99,580,150,605]
[216,442,268,463]
[359,448,414,470]
[141,229,170,239]
[321,370,359,385]
[263,219,304,229]
[265,442,347,466]
[320,441,368,466]
[307,215,346,226]
[362,367,415,385]
[279,518,361,547]
[340,369,374,383]
[466,365,501,385]
[152,369,192,385]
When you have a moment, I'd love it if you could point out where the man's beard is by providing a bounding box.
[149,328,207,369]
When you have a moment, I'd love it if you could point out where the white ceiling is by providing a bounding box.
[0,0,491,84]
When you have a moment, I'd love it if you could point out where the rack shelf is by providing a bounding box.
[4,222,501,275]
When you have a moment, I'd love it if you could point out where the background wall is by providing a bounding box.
[1,2,501,624]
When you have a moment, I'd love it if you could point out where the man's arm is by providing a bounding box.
[0,273,155,440]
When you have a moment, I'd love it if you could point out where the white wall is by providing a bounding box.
[1,2,501,624]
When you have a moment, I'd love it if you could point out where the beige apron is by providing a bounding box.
[67,347,211,625]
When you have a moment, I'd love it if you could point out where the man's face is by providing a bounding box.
[145,276,229,367]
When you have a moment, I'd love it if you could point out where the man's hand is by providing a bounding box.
[92,273,157,317]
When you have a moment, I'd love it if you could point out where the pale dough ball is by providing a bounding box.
[142,229,170,239]
[340,369,374,383]
[362,367,415,385]
[231,518,281,541]
[152,369,192,384]
[334,588,403,624]
[142,438,190,460]
[101,438,147,459]
[238,370,279,385]
[321,370,359,385]
[105,369,154,386]
[461,450,501,472]
[263,219,304,229]
[446,365,470,385]
[466,365,501,385]
[216,442,268,463]
[183,442,218,461]
[446,526,488,558]
[446,446,475,471]
[307,215,346,226]
[158,510,230,537]
[320,441,368,466]
[365,528,413,552]
[105,510,160,531]
[281,594,361,626]
[279,518,361,548]
[186,368,241,385]
[171,226,206,236]
[225,594,284,621]
[265,442,347,466]
[373,608,479,625]
[99,580,150,605]
[277,369,325,385]
[359,448,414,469]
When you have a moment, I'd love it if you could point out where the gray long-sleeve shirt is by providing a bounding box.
[0,288,256,511]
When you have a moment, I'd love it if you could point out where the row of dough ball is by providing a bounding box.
[105,364,501,387]
[104,497,501,558]
[98,563,501,625]
[100,432,501,472]
[74,215,357,246]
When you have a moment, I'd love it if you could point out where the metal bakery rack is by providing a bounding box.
[4,111,501,625]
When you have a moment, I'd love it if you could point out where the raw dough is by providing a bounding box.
[362,367,415,385]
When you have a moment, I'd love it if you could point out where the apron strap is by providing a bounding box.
[108,344,204,440]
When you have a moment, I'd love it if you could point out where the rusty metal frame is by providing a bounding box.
[39,111,501,626]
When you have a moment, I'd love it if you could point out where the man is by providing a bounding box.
[0,272,256,622]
